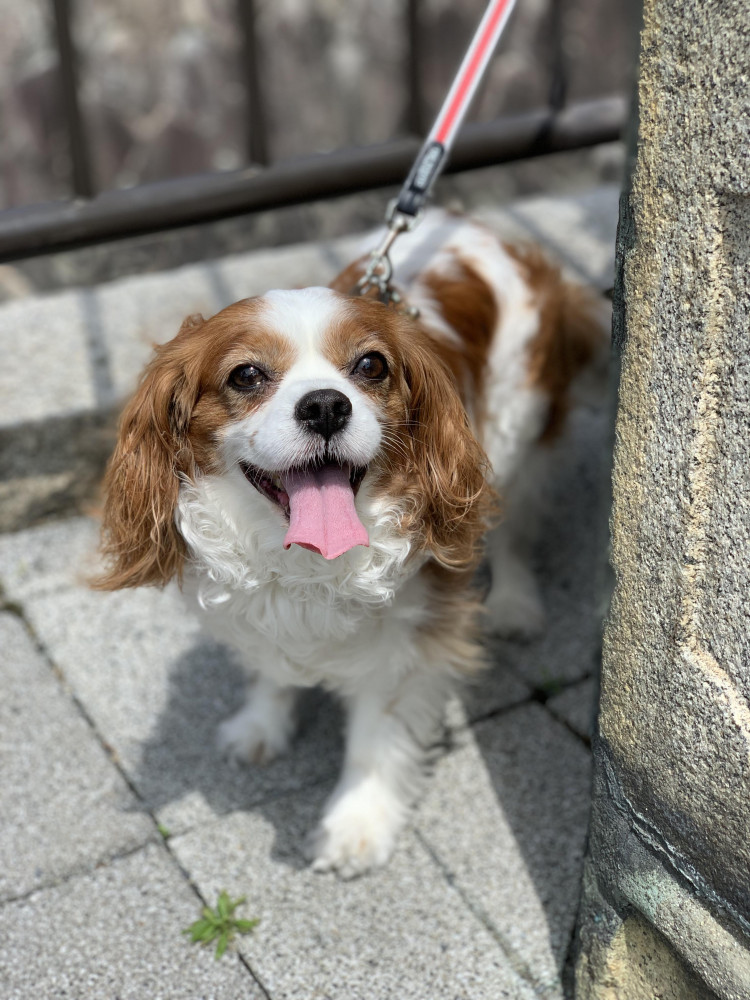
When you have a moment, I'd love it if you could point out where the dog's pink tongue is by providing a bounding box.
[282,464,368,560]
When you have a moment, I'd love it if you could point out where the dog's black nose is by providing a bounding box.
[295,389,352,441]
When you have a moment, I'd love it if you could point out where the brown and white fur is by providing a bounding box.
[95,210,603,877]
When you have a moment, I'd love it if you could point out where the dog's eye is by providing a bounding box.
[353,352,388,381]
[229,364,267,390]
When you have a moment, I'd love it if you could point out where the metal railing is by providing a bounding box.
[0,0,627,262]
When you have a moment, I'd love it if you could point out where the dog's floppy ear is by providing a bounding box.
[399,333,492,570]
[93,315,205,590]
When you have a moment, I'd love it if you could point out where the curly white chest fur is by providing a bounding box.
[177,470,431,689]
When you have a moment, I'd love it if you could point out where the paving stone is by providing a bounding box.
[0,515,100,601]
[0,613,153,902]
[547,676,599,740]
[170,795,537,1000]
[0,843,261,1000]
[0,295,98,425]
[22,583,343,835]
[213,240,333,302]
[416,702,592,998]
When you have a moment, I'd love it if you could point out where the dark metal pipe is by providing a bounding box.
[51,0,95,198]
[235,0,269,166]
[0,96,626,262]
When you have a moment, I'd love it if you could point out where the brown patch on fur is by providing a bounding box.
[506,244,605,440]
[357,303,495,573]
[328,258,367,296]
[419,259,498,411]
[92,298,296,590]
[321,296,397,371]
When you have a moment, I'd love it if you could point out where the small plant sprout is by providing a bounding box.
[183,890,259,958]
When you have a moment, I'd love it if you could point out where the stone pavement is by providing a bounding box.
[0,185,617,999]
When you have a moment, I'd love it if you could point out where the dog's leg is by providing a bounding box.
[483,449,549,639]
[308,667,448,878]
[484,520,545,639]
[217,674,297,765]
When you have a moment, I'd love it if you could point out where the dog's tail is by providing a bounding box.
[508,243,610,441]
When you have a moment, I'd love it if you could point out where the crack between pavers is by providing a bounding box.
[454,691,537,735]
[158,839,273,999]
[530,672,595,750]
[463,675,594,750]
[0,839,160,907]
[559,897,582,1000]
[413,828,563,1000]
[538,700,593,750]
[8,600,154,805]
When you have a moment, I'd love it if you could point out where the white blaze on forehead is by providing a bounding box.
[263,287,344,362]
[221,286,383,474]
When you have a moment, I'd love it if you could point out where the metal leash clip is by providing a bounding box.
[355,207,420,318]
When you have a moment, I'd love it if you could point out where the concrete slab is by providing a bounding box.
[416,703,592,998]
[0,515,99,602]
[18,581,341,835]
[0,295,98,425]
[547,676,599,741]
[0,613,152,902]
[171,795,538,1000]
[0,843,262,1000]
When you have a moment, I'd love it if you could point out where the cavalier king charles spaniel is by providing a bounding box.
[95,211,603,877]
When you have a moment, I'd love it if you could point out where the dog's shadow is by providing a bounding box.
[133,639,344,870]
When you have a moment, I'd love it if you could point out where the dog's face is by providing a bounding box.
[213,289,402,555]
[95,287,489,589]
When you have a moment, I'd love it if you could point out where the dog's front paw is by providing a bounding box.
[307,777,406,879]
[216,700,293,766]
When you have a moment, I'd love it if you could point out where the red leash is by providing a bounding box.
[358,0,518,304]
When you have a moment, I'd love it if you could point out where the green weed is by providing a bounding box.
[183,890,259,958]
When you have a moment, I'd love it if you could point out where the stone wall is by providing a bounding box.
[576,1,750,996]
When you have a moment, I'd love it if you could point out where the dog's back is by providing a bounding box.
[332,210,607,488]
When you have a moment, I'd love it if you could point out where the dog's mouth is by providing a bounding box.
[240,462,367,518]
[240,461,369,560]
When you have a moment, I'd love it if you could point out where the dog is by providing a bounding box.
[94,210,604,877]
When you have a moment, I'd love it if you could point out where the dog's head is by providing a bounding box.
[94,287,490,589]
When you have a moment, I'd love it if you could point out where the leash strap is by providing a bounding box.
[357,0,518,305]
